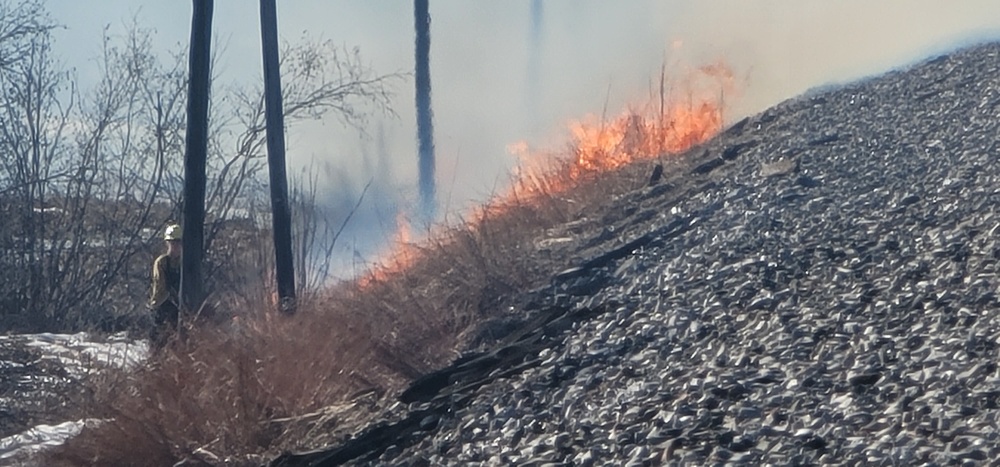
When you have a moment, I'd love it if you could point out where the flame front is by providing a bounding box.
[510,60,737,192]
[363,59,738,285]
[567,102,721,174]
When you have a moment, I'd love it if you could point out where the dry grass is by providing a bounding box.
[44,160,662,466]
[45,71,728,465]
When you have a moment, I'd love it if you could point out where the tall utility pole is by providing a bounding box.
[259,0,296,313]
[181,0,213,314]
[414,0,436,224]
[526,0,543,139]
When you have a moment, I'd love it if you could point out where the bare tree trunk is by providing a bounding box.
[414,0,435,224]
[259,0,296,313]
[182,0,213,313]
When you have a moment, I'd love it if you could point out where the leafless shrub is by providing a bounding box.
[0,2,403,332]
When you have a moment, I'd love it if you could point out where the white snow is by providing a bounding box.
[0,419,101,462]
[0,332,149,464]
[5,332,148,377]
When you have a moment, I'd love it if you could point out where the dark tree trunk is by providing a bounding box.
[414,0,435,223]
[181,0,213,314]
[526,0,543,138]
[260,0,296,313]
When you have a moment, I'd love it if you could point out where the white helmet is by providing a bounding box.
[164,224,183,241]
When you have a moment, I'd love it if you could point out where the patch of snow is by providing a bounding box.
[0,419,101,461]
[0,332,149,464]
[4,332,148,378]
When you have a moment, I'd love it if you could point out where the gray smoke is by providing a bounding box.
[47,1,1000,282]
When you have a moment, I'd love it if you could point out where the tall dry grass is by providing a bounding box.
[46,70,729,465]
[46,160,671,466]
[43,199,561,465]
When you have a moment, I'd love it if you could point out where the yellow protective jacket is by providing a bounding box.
[149,254,181,310]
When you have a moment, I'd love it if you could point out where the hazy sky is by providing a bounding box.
[44,0,1000,272]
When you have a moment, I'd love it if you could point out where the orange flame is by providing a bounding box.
[361,59,738,285]
[509,60,737,194]
[358,211,418,288]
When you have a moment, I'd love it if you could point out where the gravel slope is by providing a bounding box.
[278,42,1000,466]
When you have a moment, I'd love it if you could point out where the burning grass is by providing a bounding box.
[506,61,734,207]
[46,62,736,466]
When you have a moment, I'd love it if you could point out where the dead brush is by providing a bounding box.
[46,67,730,465]
[46,156,680,466]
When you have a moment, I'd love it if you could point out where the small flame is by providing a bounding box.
[392,210,413,247]
[358,211,418,287]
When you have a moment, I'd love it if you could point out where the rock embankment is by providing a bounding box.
[277,42,1000,466]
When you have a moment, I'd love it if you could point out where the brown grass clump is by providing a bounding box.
[46,67,731,465]
[47,197,580,465]
[48,162,678,465]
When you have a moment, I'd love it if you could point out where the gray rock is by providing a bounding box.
[293,43,1000,467]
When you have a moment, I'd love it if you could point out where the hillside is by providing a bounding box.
[273,42,1000,466]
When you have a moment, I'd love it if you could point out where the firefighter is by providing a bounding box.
[149,223,183,347]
